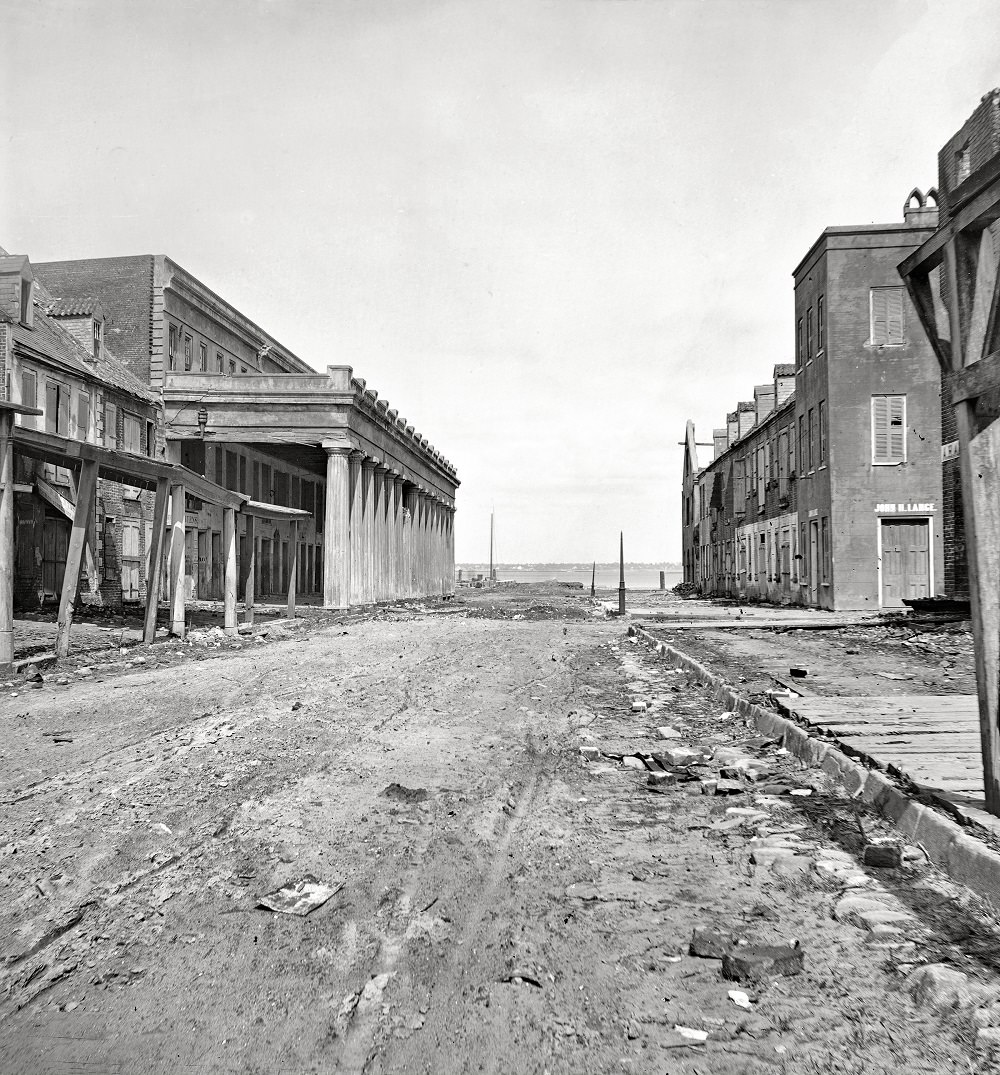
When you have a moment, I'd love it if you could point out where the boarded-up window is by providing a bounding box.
[872,395,906,464]
[871,287,905,345]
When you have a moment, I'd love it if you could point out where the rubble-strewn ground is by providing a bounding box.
[0,586,998,1073]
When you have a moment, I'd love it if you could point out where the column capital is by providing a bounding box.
[392,472,406,487]
[362,456,380,470]
[321,434,353,456]
[349,449,366,464]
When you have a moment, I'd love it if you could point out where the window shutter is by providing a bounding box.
[46,383,58,433]
[889,396,905,460]
[886,288,904,343]
[873,396,889,461]
[872,289,888,343]
[58,389,69,436]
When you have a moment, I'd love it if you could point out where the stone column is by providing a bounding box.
[371,464,388,604]
[393,474,406,601]
[385,471,398,603]
[361,458,378,604]
[445,505,456,595]
[404,485,417,598]
[348,451,364,606]
[323,443,352,609]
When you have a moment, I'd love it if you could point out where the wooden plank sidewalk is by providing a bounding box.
[775,694,985,812]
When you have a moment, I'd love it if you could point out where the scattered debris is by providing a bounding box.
[257,876,344,916]
[382,784,430,804]
[722,943,804,981]
[728,989,753,1009]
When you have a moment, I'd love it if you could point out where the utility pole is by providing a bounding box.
[618,532,626,616]
[590,561,596,598]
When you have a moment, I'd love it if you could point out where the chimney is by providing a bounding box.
[713,428,728,459]
[754,384,775,426]
[773,363,795,406]
[903,187,940,228]
[726,410,739,445]
[737,401,756,440]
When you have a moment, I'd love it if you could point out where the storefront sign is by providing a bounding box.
[941,441,960,462]
[874,502,934,513]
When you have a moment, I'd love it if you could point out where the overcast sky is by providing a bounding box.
[2,0,996,563]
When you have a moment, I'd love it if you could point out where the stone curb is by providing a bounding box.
[627,624,1000,911]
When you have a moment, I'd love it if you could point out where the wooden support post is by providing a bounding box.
[68,467,99,597]
[55,458,98,658]
[945,236,1000,813]
[0,412,14,670]
[244,513,256,626]
[287,519,298,620]
[223,506,237,634]
[169,483,186,638]
[143,477,169,644]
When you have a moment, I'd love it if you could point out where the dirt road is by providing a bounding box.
[1,589,998,1073]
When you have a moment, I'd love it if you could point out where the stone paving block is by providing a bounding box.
[722,944,804,981]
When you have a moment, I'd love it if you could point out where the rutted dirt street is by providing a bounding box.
[2,588,1000,1073]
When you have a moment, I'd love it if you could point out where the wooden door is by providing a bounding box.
[184,529,197,600]
[881,519,930,607]
[121,519,141,601]
[809,521,820,603]
[211,531,222,600]
[41,517,69,600]
[197,530,211,598]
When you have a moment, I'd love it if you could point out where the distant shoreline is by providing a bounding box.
[457,562,681,571]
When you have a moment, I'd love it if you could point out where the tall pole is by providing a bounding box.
[618,532,626,616]
[489,512,494,584]
[590,560,596,598]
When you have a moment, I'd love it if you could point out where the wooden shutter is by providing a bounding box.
[888,396,905,461]
[872,289,888,343]
[872,396,890,461]
[104,402,117,448]
[886,288,904,343]
[58,388,69,436]
[45,383,58,433]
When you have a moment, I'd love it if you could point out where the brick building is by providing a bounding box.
[683,196,943,610]
[0,252,161,610]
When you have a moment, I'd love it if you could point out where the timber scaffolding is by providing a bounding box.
[0,406,310,671]
[898,89,1000,815]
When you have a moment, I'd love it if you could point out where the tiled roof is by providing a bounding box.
[13,300,156,405]
[773,363,796,376]
[47,296,100,317]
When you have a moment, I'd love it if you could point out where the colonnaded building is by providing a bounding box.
[26,255,458,611]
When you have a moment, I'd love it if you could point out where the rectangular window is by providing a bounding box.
[796,318,803,368]
[239,455,247,494]
[291,475,299,508]
[261,463,272,502]
[104,402,117,448]
[45,381,70,436]
[214,446,224,487]
[21,369,37,429]
[821,517,831,582]
[76,392,90,441]
[871,287,905,345]
[806,306,813,362]
[798,415,805,471]
[252,460,260,500]
[199,342,208,371]
[788,422,796,475]
[93,319,103,357]
[274,470,288,506]
[184,334,193,371]
[226,450,238,491]
[168,324,178,371]
[300,478,312,512]
[216,351,224,373]
[872,394,906,464]
[818,400,827,465]
[817,295,825,353]
[229,359,237,376]
[146,420,155,458]
[807,408,815,471]
[123,413,142,454]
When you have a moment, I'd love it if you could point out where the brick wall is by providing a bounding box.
[937,89,1000,217]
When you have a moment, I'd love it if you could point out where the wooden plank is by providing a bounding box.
[243,500,311,520]
[952,349,1000,403]
[286,519,298,620]
[55,459,98,658]
[243,514,255,626]
[0,412,14,669]
[143,478,169,644]
[169,484,186,638]
[223,506,237,634]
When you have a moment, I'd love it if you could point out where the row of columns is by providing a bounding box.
[324,446,455,609]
